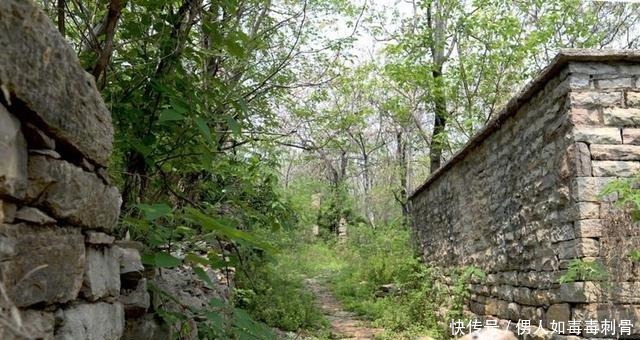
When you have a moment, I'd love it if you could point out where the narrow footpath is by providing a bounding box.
[305,278,383,340]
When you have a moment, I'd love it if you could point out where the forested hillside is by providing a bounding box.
[34,0,640,339]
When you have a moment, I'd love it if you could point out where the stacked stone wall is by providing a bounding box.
[410,51,640,338]
[0,1,146,339]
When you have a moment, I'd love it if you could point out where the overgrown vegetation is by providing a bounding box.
[35,0,640,338]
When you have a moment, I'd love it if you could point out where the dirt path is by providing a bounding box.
[305,278,383,340]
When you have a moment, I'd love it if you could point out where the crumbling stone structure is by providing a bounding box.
[0,1,147,339]
[410,50,640,338]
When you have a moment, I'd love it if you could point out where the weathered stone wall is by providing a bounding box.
[0,1,147,339]
[410,51,640,338]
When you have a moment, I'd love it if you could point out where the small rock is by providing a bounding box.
[116,246,144,282]
[15,206,56,225]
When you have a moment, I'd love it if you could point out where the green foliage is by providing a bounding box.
[558,259,609,284]
[233,230,329,333]
[601,174,640,220]
[287,223,482,339]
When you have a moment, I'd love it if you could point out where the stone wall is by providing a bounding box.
[410,50,640,338]
[0,1,147,339]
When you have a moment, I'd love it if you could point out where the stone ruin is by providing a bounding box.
[0,1,235,339]
[410,50,640,339]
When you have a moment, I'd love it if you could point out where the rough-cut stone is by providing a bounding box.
[574,219,603,238]
[55,302,124,340]
[14,206,56,225]
[22,123,55,150]
[556,238,599,259]
[568,108,601,125]
[0,309,55,340]
[576,202,600,220]
[570,91,623,108]
[623,128,640,144]
[628,91,640,107]
[572,177,614,202]
[591,143,640,160]
[116,246,144,280]
[29,149,61,159]
[603,107,640,126]
[550,224,575,243]
[121,278,150,318]
[0,223,84,307]
[597,77,634,89]
[27,156,121,230]
[556,282,601,303]
[573,127,621,144]
[0,0,113,165]
[0,104,27,199]
[82,246,120,301]
[546,303,571,329]
[86,231,115,245]
[592,160,640,177]
[0,200,17,223]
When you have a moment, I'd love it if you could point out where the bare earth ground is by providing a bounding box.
[305,278,384,340]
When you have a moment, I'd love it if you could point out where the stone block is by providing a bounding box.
[0,200,16,223]
[546,303,571,329]
[592,160,640,177]
[85,231,115,245]
[570,91,623,108]
[0,104,27,199]
[0,309,54,340]
[122,314,170,340]
[596,76,634,89]
[14,206,55,225]
[120,278,150,318]
[22,123,55,150]
[571,177,614,202]
[556,238,599,259]
[55,302,124,340]
[574,219,602,238]
[603,107,640,126]
[550,224,576,243]
[628,91,640,107]
[573,127,621,144]
[569,108,600,125]
[555,282,601,303]
[0,0,113,165]
[576,202,600,220]
[623,128,640,144]
[0,223,84,307]
[26,156,121,230]
[82,246,120,301]
[591,144,640,160]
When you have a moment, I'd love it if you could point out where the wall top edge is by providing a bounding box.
[408,49,640,200]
